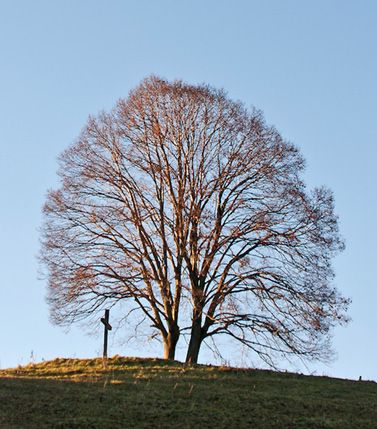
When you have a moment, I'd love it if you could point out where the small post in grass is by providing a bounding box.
[101,309,112,360]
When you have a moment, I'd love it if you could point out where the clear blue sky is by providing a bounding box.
[1,0,376,380]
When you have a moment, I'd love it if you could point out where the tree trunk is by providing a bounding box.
[185,318,203,364]
[163,325,180,360]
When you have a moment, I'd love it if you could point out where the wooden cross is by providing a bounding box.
[100,309,112,358]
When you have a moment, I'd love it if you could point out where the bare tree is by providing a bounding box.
[40,76,349,364]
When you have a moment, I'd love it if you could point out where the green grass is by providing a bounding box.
[1,356,376,428]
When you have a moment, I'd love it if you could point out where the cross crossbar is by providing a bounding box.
[101,317,112,331]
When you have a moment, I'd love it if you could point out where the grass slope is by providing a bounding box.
[0,356,376,428]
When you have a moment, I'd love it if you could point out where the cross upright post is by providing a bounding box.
[100,309,112,359]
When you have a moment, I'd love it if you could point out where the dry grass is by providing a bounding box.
[1,356,376,428]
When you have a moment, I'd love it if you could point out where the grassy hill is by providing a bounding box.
[0,357,376,428]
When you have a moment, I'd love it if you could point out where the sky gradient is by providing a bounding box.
[1,0,376,380]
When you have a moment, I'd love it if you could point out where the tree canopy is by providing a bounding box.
[41,76,349,365]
